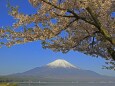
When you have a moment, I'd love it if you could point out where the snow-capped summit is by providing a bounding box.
[46,59,78,68]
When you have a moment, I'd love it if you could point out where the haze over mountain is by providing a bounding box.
[1,59,115,82]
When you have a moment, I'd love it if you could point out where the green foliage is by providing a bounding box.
[0,83,18,86]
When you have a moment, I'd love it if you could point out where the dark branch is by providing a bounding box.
[67,10,96,26]
[54,12,75,18]
[41,0,66,10]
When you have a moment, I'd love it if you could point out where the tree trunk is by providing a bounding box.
[107,47,115,60]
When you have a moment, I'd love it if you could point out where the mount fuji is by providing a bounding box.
[1,59,115,82]
[46,59,77,68]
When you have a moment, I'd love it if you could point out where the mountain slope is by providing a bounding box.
[1,59,115,82]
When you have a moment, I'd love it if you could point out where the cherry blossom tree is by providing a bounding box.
[0,0,115,69]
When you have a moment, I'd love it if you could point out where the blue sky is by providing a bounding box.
[0,0,115,77]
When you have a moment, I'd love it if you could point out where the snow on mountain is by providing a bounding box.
[46,59,78,69]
